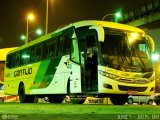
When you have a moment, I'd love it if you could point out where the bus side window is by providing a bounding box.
[59,36,64,55]
[6,54,12,68]
[14,52,21,67]
[43,42,48,59]
[31,47,36,62]
[35,46,42,61]
[63,35,71,55]
[56,38,60,56]
[48,41,56,58]
[51,42,56,58]
[30,44,42,62]
[21,49,30,65]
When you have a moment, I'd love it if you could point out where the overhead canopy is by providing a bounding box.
[0,47,18,61]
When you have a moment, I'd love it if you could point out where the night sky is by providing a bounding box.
[0,0,154,49]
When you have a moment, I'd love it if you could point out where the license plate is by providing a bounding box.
[127,90,137,95]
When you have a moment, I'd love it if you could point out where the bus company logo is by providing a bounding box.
[122,73,129,77]
[2,114,18,120]
[2,114,8,120]
[14,68,32,77]
[131,79,137,84]
[65,59,70,68]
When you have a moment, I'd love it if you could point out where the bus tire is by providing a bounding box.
[147,99,153,105]
[67,79,70,95]
[18,84,35,103]
[18,84,26,103]
[156,102,160,105]
[110,95,127,105]
[127,98,133,104]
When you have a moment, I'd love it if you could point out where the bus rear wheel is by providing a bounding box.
[110,95,127,105]
[18,84,36,103]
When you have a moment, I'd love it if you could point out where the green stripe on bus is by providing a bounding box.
[31,57,62,89]
[30,60,50,89]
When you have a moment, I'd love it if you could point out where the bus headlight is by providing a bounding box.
[120,67,142,72]
[149,77,154,82]
[99,70,119,80]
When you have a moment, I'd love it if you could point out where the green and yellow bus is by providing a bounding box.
[4,20,155,104]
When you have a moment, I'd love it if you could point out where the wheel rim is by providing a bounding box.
[128,98,133,104]
[148,100,153,105]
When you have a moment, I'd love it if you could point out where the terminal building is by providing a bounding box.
[0,47,17,82]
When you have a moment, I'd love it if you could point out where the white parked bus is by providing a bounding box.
[4,20,155,104]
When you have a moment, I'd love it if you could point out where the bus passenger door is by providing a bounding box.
[69,32,82,93]
[79,35,98,92]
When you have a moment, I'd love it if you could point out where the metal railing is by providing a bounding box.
[121,0,160,23]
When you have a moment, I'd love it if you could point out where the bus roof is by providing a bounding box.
[8,20,145,53]
[0,47,18,61]
[72,20,144,33]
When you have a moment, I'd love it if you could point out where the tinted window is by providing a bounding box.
[21,49,30,65]
[14,52,21,67]
[0,83,4,90]
[45,40,57,59]
[30,44,43,62]
[6,32,72,68]
[6,54,12,68]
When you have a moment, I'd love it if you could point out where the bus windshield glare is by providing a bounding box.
[100,29,153,73]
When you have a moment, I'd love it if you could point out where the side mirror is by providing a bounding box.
[146,35,155,52]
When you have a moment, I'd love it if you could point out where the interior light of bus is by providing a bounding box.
[128,33,138,43]
[22,55,30,59]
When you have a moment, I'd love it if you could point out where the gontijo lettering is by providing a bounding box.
[14,68,32,77]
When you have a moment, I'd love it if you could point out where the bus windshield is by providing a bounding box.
[100,29,153,73]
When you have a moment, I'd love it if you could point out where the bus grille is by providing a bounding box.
[118,85,147,92]
[118,78,149,84]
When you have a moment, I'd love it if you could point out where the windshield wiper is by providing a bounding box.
[117,38,134,70]
[131,46,146,72]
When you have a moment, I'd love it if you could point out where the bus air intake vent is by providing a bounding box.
[118,78,149,84]
[118,85,147,92]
